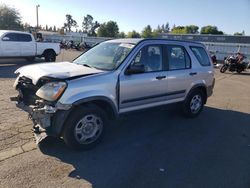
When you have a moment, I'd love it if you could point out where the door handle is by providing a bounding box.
[156,75,166,80]
[189,72,197,76]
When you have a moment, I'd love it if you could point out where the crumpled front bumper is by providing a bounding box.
[10,97,72,138]
[15,102,53,129]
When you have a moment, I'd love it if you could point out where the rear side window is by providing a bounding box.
[190,46,211,66]
[17,33,32,42]
[166,45,191,70]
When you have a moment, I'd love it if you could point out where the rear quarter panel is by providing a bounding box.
[36,42,60,56]
[184,43,214,97]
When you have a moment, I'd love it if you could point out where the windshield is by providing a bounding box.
[73,42,135,70]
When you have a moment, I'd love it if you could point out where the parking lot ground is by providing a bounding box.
[0,52,250,188]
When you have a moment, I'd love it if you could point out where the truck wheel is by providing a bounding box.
[63,104,106,150]
[44,50,56,62]
[182,89,205,118]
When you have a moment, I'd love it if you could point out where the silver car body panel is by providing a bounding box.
[58,71,119,110]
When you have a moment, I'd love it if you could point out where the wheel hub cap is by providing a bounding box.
[190,94,202,113]
[74,114,103,144]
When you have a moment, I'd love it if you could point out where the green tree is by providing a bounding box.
[161,23,170,33]
[141,25,153,38]
[127,30,141,38]
[152,25,162,37]
[185,25,199,34]
[171,26,186,34]
[63,14,77,32]
[97,21,119,37]
[151,23,170,37]
[0,4,23,30]
[200,25,223,35]
[82,14,100,36]
[118,31,126,38]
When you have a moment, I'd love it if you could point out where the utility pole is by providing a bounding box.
[36,5,40,29]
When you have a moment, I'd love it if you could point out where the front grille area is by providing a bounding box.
[17,76,39,105]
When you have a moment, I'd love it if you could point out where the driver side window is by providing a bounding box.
[131,45,163,73]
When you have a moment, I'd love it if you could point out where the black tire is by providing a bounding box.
[63,104,107,150]
[44,50,56,62]
[220,64,227,73]
[236,68,243,74]
[26,57,35,62]
[182,89,205,118]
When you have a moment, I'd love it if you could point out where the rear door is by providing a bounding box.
[18,33,36,56]
[119,44,168,112]
[1,33,21,57]
[165,45,193,99]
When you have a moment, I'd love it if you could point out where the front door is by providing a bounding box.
[119,44,168,112]
[1,33,21,57]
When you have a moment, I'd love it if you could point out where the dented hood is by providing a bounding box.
[15,62,104,85]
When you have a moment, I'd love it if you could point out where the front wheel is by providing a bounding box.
[182,90,205,118]
[220,64,228,73]
[63,104,106,150]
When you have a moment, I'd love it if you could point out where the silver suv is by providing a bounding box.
[11,39,215,150]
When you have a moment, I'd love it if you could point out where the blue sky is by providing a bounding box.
[1,0,250,35]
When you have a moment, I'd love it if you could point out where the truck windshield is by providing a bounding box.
[73,42,135,70]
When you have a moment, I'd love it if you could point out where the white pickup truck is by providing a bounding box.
[0,30,60,62]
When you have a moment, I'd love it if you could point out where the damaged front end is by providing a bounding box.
[10,76,71,143]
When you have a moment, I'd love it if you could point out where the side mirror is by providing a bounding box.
[125,64,145,75]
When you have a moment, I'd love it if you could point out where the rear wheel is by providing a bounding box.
[236,68,243,74]
[182,89,205,118]
[220,64,228,73]
[44,50,56,62]
[63,104,106,150]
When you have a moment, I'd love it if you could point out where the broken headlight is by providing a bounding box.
[36,82,67,102]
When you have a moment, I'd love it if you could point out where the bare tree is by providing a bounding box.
[82,14,100,36]
[63,14,77,32]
